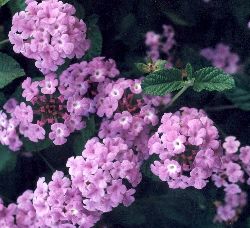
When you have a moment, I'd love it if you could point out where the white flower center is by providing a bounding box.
[167,163,178,174]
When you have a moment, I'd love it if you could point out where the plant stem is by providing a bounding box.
[205,105,236,112]
[37,152,55,172]
[165,82,192,110]
[0,39,9,45]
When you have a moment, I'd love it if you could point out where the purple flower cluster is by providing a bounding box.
[212,136,250,223]
[0,99,26,151]
[145,24,175,66]
[200,43,240,74]
[9,0,90,73]
[96,78,171,160]
[67,137,141,212]
[0,136,142,227]
[148,107,221,189]
[0,57,120,149]
[0,172,101,227]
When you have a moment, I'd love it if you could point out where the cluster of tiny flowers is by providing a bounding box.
[148,107,221,189]
[0,172,101,227]
[0,57,120,149]
[200,43,240,74]
[0,136,142,227]
[145,24,175,66]
[0,99,22,151]
[96,78,171,160]
[213,136,250,223]
[9,0,90,73]
[67,137,141,213]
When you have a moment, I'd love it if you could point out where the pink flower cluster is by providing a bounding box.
[0,172,101,227]
[67,137,141,212]
[213,136,250,223]
[145,24,175,66]
[0,57,120,149]
[0,136,142,227]
[9,0,90,73]
[200,43,240,74]
[148,107,221,189]
[96,78,171,160]
[0,99,22,151]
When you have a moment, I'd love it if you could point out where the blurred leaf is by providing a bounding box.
[0,53,25,89]
[84,15,102,60]
[0,145,17,173]
[141,155,161,182]
[23,138,53,153]
[164,10,192,27]
[116,13,141,49]
[73,116,96,155]
[0,0,10,7]
[8,0,25,14]
[104,189,219,228]
[193,67,235,92]
[135,63,150,74]
[226,74,250,111]
[142,69,185,96]
[0,92,6,106]
[180,46,210,70]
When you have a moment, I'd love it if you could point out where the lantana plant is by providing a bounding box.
[0,0,249,227]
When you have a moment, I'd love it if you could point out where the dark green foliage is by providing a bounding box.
[193,67,235,92]
[0,52,25,88]
[0,0,10,7]
[226,74,250,110]
[0,145,17,173]
[73,116,96,155]
[142,68,185,95]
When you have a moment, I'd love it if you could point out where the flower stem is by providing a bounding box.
[165,82,193,109]
[37,152,55,172]
[0,39,9,45]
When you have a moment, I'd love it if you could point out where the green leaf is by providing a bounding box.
[141,155,161,182]
[185,63,193,80]
[154,60,167,72]
[104,189,214,227]
[0,92,6,106]
[164,10,191,27]
[23,138,53,152]
[142,69,185,96]
[135,63,150,74]
[7,0,25,13]
[73,116,96,155]
[0,0,10,7]
[193,67,235,92]
[0,53,25,89]
[84,15,102,60]
[226,74,250,111]
[0,145,17,173]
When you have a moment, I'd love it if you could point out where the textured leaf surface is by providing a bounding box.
[142,69,184,96]
[0,53,25,89]
[193,67,235,92]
